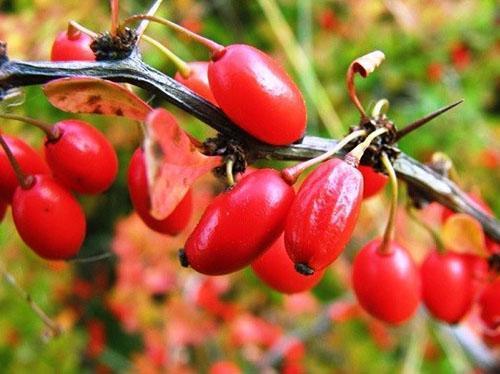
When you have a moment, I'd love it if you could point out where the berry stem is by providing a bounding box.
[281,129,366,184]
[345,127,389,167]
[0,133,34,189]
[0,262,62,338]
[135,0,164,41]
[70,252,115,263]
[66,22,83,40]
[371,99,389,118]
[110,0,120,36]
[379,152,398,255]
[68,21,98,38]
[0,113,59,141]
[141,35,191,78]
[122,15,225,54]
[406,206,445,252]
[225,157,235,187]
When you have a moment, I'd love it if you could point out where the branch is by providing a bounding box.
[0,54,499,241]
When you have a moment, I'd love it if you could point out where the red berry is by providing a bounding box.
[421,250,474,324]
[427,62,443,82]
[44,119,118,194]
[358,165,388,199]
[285,158,363,273]
[12,175,86,260]
[0,135,50,202]
[127,148,192,235]
[478,278,500,329]
[51,29,95,61]
[208,44,307,145]
[352,239,421,324]
[184,168,295,275]
[174,61,217,105]
[450,41,471,71]
[251,234,325,294]
[318,8,339,31]
[0,199,7,222]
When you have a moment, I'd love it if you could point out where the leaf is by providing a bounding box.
[43,77,151,121]
[349,50,385,78]
[441,213,487,256]
[347,50,385,117]
[144,108,221,220]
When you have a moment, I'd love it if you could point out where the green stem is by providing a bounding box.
[371,99,389,118]
[379,152,398,255]
[122,15,224,54]
[141,35,191,78]
[406,205,445,252]
[0,262,61,337]
[345,127,388,166]
[0,113,59,141]
[0,134,33,189]
[256,0,343,137]
[70,252,115,263]
[281,129,366,184]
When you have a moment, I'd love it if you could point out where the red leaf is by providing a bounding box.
[144,108,221,219]
[43,77,151,121]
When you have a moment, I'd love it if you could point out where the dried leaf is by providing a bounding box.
[144,108,221,220]
[43,77,151,121]
[349,50,385,78]
[441,213,487,256]
[347,50,385,117]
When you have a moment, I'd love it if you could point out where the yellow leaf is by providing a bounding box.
[441,213,487,256]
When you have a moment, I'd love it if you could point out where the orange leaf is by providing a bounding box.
[144,108,221,219]
[441,213,487,256]
[43,77,151,121]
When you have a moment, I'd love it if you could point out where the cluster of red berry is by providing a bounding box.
[0,27,117,260]
[2,18,498,341]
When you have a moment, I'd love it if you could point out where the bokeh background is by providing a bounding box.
[0,0,498,372]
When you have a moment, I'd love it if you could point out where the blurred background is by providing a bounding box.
[0,0,498,372]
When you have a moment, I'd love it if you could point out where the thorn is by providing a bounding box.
[395,99,464,141]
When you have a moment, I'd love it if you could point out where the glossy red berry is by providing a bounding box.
[358,165,388,199]
[128,148,193,235]
[208,44,307,145]
[478,277,500,329]
[285,158,363,274]
[0,135,50,202]
[251,234,325,294]
[352,239,421,324]
[174,61,217,105]
[51,29,95,61]
[421,250,474,324]
[12,175,86,260]
[183,168,295,275]
[44,119,118,194]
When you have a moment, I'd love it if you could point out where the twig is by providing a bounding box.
[0,55,498,241]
